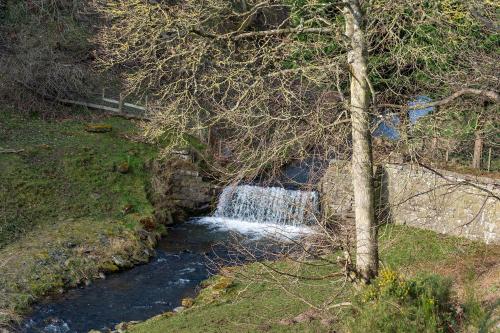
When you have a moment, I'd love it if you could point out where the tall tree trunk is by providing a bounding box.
[344,0,378,282]
[472,131,483,169]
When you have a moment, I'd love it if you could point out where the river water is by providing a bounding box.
[22,217,313,333]
[23,185,317,333]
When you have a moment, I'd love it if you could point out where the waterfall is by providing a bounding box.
[214,185,318,226]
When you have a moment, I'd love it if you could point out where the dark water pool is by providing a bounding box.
[22,219,269,333]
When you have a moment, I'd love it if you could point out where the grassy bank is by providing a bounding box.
[0,108,160,327]
[128,225,499,333]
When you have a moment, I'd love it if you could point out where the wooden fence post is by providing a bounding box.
[472,131,483,169]
[118,93,124,114]
[487,147,492,172]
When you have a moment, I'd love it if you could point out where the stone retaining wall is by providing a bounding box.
[149,159,217,224]
[319,161,500,244]
[318,160,353,221]
[384,164,499,244]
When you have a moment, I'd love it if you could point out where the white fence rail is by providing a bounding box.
[56,89,150,120]
[101,97,147,111]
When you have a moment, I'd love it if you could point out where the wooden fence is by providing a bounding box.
[57,89,150,120]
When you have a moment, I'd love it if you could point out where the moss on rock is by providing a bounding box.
[85,124,113,133]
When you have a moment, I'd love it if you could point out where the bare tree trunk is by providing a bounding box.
[344,0,378,282]
[472,131,483,169]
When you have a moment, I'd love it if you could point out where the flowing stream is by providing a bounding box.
[23,185,318,333]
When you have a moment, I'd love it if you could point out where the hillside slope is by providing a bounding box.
[0,107,161,328]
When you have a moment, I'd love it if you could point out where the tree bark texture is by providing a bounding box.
[344,0,378,282]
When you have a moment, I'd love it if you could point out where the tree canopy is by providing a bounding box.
[90,0,498,179]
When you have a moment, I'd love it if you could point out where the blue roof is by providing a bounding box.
[373,96,435,140]
[408,96,434,124]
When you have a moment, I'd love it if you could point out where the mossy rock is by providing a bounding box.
[85,124,113,133]
[139,216,156,231]
[211,276,233,291]
[100,262,120,273]
[196,276,234,305]
[181,298,194,308]
[116,162,130,174]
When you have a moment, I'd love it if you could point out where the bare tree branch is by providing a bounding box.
[231,27,335,40]
[378,89,499,110]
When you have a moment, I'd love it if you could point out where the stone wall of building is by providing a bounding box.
[319,161,500,244]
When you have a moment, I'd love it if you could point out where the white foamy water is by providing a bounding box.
[196,185,318,239]
[215,185,318,225]
[195,217,314,240]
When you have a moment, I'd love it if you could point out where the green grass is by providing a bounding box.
[0,108,497,331]
[0,108,160,327]
[0,109,157,247]
[128,224,499,333]
[378,223,485,268]
[131,263,347,333]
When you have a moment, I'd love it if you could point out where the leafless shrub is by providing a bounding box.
[0,0,100,111]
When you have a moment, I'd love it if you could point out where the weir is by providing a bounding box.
[24,186,318,332]
[214,185,318,226]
